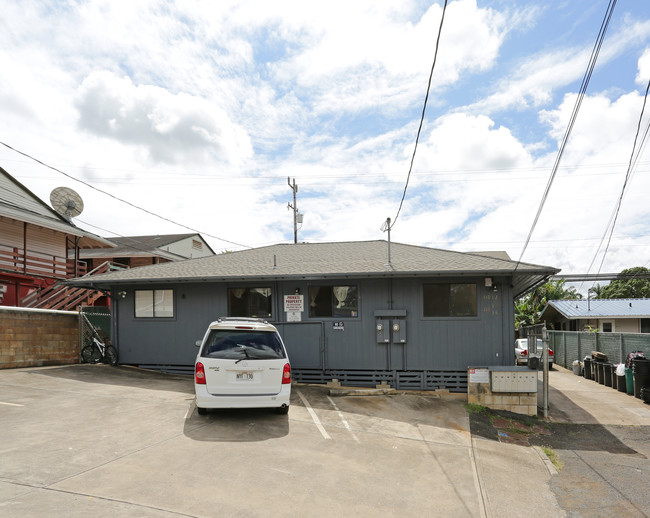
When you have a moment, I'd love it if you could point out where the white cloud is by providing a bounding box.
[75,71,253,166]
[1,0,649,276]
[467,19,650,115]
[638,48,650,85]
[273,0,510,114]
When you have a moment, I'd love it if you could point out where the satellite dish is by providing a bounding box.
[50,187,84,220]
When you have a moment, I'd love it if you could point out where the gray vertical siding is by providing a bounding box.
[111,275,514,371]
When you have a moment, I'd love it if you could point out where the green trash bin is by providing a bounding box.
[625,367,634,395]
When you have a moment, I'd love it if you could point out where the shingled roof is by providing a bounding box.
[68,240,558,297]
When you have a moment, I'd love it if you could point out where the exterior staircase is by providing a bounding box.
[23,261,124,311]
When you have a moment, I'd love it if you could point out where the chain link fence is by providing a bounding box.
[79,306,111,359]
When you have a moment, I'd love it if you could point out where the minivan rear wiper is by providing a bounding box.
[234,344,251,364]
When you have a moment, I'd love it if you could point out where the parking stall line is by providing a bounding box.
[326,395,360,443]
[296,389,331,440]
[0,401,24,407]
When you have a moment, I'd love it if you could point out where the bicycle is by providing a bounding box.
[81,335,118,366]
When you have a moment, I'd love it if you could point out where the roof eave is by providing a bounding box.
[66,267,558,291]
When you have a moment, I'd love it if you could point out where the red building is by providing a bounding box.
[0,166,114,308]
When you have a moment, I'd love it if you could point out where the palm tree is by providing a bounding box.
[589,283,606,299]
[515,280,582,330]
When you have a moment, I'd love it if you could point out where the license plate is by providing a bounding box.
[236,371,254,380]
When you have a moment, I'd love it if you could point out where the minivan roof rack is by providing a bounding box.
[216,317,268,324]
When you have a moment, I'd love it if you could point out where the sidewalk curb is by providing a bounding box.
[533,446,558,476]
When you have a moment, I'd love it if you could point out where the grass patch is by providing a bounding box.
[541,446,563,471]
[465,403,487,414]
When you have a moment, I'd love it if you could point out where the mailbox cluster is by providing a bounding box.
[490,370,537,393]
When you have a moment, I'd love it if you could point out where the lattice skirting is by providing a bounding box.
[293,369,467,392]
[135,365,468,393]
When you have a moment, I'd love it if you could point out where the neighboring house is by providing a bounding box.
[0,166,114,308]
[79,233,215,270]
[541,299,650,333]
[68,240,558,390]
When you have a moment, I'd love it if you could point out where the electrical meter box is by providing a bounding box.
[374,309,407,345]
[490,369,537,393]
[376,319,390,344]
[392,319,406,344]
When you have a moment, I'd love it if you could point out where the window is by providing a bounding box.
[228,288,272,318]
[423,283,477,317]
[308,285,358,318]
[641,319,650,334]
[135,289,174,318]
[602,321,613,333]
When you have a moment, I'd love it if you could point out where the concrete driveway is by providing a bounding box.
[0,365,562,517]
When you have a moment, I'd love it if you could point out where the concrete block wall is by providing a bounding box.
[0,307,79,369]
[468,375,537,416]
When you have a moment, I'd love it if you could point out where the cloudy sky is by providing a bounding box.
[1,0,649,278]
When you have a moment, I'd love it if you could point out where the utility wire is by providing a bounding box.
[578,80,650,294]
[593,77,650,276]
[513,0,617,273]
[0,140,251,249]
[7,157,649,181]
[389,0,448,230]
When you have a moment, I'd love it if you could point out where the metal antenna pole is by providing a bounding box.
[387,218,391,265]
[287,177,298,244]
[380,217,392,266]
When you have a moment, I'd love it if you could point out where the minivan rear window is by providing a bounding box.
[200,330,286,360]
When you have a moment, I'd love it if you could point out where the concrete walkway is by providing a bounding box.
[544,366,650,517]
[545,365,650,426]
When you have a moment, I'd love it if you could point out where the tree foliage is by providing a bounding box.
[515,279,582,330]
[598,267,650,299]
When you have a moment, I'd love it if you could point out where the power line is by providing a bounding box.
[389,0,448,230]
[578,80,650,294]
[513,0,617,273]
[0,141,251,249]
[6,156,649,181]
[590,77,650,279]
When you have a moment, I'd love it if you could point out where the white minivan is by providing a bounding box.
[194,317,291,415]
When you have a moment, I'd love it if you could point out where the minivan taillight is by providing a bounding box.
[195,362,206,384]
[282,363,291,384]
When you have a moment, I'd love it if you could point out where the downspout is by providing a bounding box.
[274,280,280,323]
[113,290,119,354]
